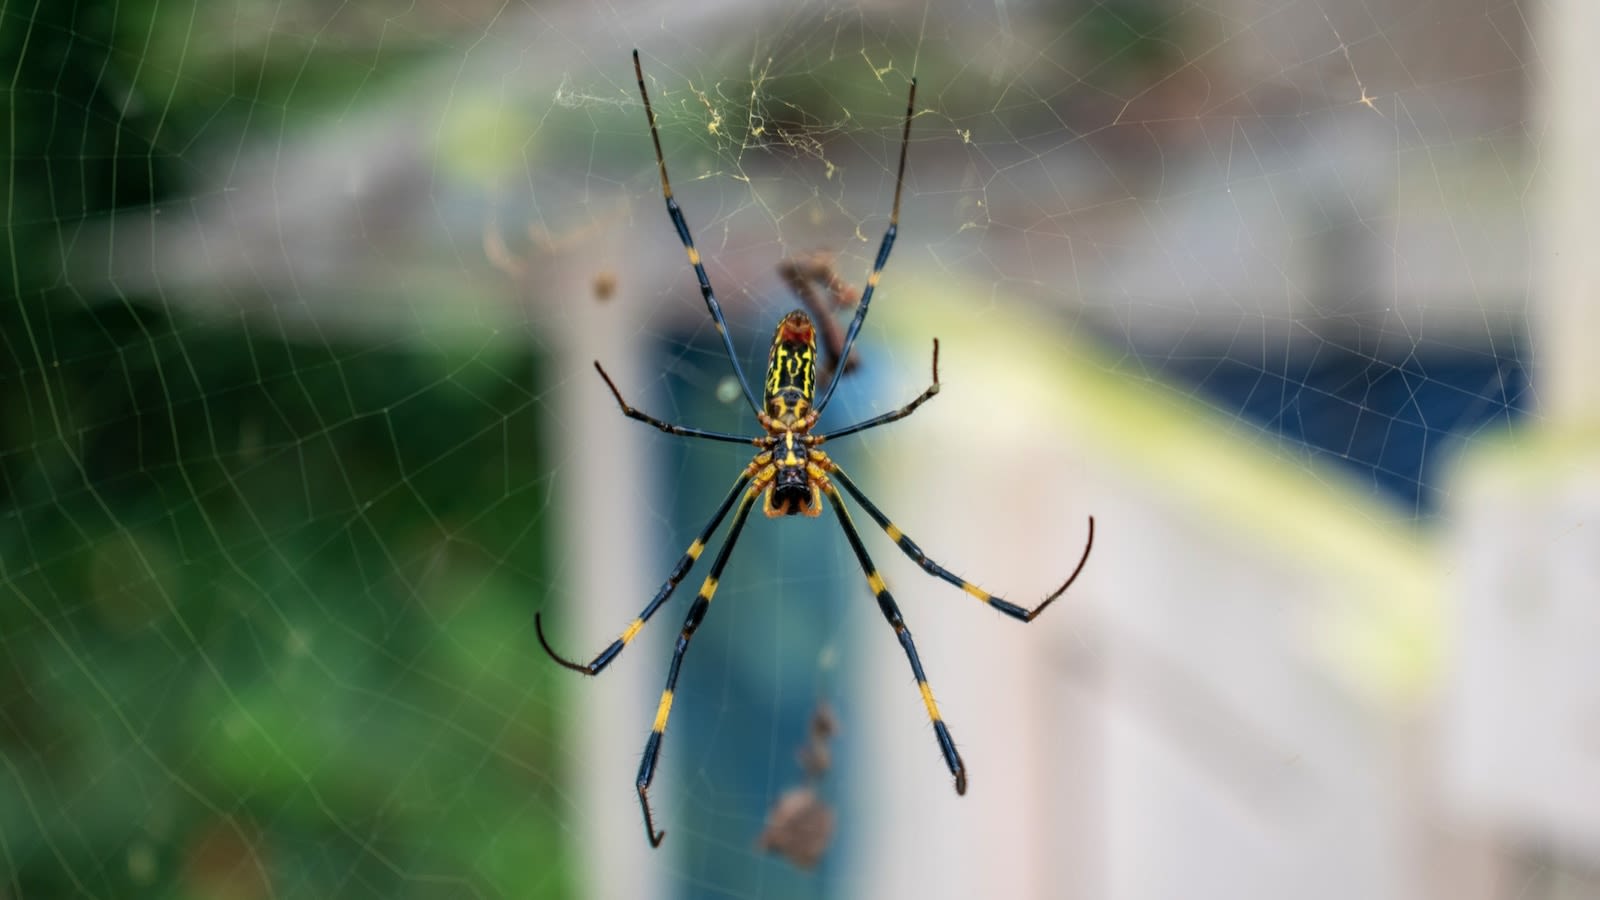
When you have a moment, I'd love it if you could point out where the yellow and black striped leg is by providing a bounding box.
[593,362,760,446]
[632,49,762,416]
[822,483,966,795]
[535,466,759,675]
[814,76,917,415]
[828,464,1094,622]
[814,339,941,442]
[637,484,764,847]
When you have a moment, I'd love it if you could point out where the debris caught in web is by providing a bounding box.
[757,701,840,870]
[779,251,862,382]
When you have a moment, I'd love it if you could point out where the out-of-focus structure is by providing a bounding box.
[58,0,1596,897]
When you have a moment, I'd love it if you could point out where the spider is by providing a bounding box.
[535,50,1096,848]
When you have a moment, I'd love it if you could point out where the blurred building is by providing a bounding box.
[56,0,1595,897]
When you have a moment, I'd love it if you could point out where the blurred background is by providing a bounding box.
[2,0,1595,897]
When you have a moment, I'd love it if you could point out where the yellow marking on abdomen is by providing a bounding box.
[699,576,720,600]
[868,571,887,595]
[686,246,702,266]
[919,681,942,721]
[621,618,644,644]
[687,538,705,560]
[653,690,674,732]
[962,582,992,603]
[866,271,881,288]
[885,523,903,542]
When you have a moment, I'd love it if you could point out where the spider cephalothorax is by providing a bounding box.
[534,49,1096,849]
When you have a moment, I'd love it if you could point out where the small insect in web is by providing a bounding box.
[535,50,1097,848]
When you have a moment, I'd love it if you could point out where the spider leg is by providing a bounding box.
[813,76,917,415]
[636,473,769,847]
[535,461,766,675]
[827,462,1094,622]
[633,49,763,416]
[819,477,966,796]
[813,339,940,443]
[593,361,762,445]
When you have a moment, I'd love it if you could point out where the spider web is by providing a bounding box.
[3,1,1576,899]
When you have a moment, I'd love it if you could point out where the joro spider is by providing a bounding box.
[535,50,1097,848]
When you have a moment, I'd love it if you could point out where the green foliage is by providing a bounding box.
[2,2,569,897]
[1073,0,1183,76]
[1,304,569,900]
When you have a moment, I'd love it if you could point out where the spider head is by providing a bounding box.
[763,310,817,425]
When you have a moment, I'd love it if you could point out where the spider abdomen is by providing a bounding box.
[764,310,818,425]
